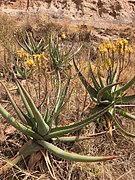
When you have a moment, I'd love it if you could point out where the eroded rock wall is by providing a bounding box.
[0,0,135,26]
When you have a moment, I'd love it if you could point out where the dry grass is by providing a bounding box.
[0,13,135,180]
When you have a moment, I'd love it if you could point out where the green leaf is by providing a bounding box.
[111,65,120,92]
[97,83,119,104]
[112,76,135,97]
[107,68,112,85]
[1,82,26,124]
[38,140,122,162]
[56,131,108,142]
[43,108,50,123]
[114,118,135,138]
[54,76,71,124]
[19,108,37,129]
[15,65,31,79]
[117,94,135,103]
[16,80,49,136]
[89,62,101,91]
[116,108,135,120]
[18,32,34,54]
[16,82,34,120]
[97,70,104,88]
[0,104,43,140]
[44,102,115,139]
[26,31,36,52]
[73,59,97,98]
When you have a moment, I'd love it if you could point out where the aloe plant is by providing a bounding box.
[15,30,47,55]
[73,49,135,137]
[48,35,81,73]
[0,74,123,176]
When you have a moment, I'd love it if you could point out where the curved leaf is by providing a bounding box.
[89,62,101,91]
[38,140,123,162]
[56,131,110,142]
[111,65,120,92]
[112,76,135,97]
[116,108,135,121]
[16,80,49,136]
[97,70,104,88]
[1,82,26,124]
[16,82,37,128]
[117,94,135,104]
[114,118,135,138]
[44,102,115,139]
[0,104,43,140]
[73,59,97,98]
[97,83,119,103]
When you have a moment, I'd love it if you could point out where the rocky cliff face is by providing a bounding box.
[0,0,135,27]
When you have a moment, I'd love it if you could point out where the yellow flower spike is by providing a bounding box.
[59,37,62,41]
[106,58,113,68]
[122,38,128,46]
[105,38,111,44]
[110,44,116,52]
[126,47,133,54]
[33,54,41,64]
[61,32,66,39]
[98,44,107,54]
[40,53,48,61]
[17,49,28,59]
[120,49,124,56]
[105,43,111,50]
[25,57,36,69]
[116,38,123,48]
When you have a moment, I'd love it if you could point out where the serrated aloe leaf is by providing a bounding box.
[38,140,122,162]
[44,102,115,139]
[44,108,50,123]
[88,105,103,114]
[21,32,34,54]
[114,118,135,138]
[16,80,49,136]
[54,71,62,113]
[55,77,70,114]
[89,62,101,91]
[97,71,104,88]
[26,31,36,52]
[112,76,135,97]
[107,68,112,85]
[56,131,108,142]
[116,108,135,120]
[49,88,73,129]
[16,39,30,54]
[73,59,97,98]
[16,82,34,120]
[47,72,62,127]
[17,32,33,54]
[1,82,26,124]
[117,94,135,103]
[37,38,44,49]
[0,104,42,140]
[111,65,119,92]
[19,108,37,129]
[97,83,119,103]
